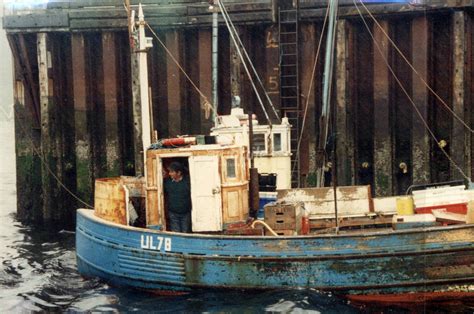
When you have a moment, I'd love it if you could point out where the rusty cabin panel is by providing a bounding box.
[94,178,127,225]
[94,176,145,225]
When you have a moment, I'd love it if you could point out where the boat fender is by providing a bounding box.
[301,207,310,235]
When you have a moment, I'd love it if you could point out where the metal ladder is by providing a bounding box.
[279,4,300,187]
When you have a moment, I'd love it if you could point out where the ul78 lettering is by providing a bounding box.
[140,235,172,252]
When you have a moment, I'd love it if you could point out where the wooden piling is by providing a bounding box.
[299,24,316,186]
[353,21,374,188]
[218,30,231,115]
[373,20,392,196]
[166,30,184,137]
[185,29,201,135]
[264,25,280,118]
[431,13,452,183]
[9,34,42,222]
[72,34,93,205]
[451,11,468,180]
[198,28,213,133]
[392,18,413,195]
[38,32,57,221]
[230,26,243,107]
[102,32,121,177]
[411,16,430,186]
[335,19,355,187]
[50,33,76,223]
[149,29,168,139]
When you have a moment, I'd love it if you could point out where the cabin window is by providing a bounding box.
[273,133,282,152]
[226,158,236,178]
[252,134,266,152]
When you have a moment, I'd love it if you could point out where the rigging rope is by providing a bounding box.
[217,0,272,126]
[353,0,471,181]
[219,0,281,122]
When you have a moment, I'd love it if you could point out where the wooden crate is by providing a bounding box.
[264,202,303,232]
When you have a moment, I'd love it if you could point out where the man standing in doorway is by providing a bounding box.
[164,162,192,233]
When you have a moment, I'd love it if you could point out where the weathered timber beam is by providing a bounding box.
[47,0,200,9]
[299,0,474,9]
[469,11,474,178]
[299,24,316,186]
[4,1,272,30]
[71,34,93,205]
[373,20,392,196]
[166,30,185,136]
[3,13,68,29]
[335,20,355,186]
[68,5,188,19]
[264,25,280,118]
[187,2,271,15]
[300,2,474,20]
[5,0,474,32]
[230,25,243,109]
[102,32,121,177]
[411,16,430,185]
[198,29,213,133]
[451,11,469,180]
[16,34,41,127]
[38,32,56,221]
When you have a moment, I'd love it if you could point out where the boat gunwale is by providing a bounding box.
[78,208,474,240]
[77,223,474,260]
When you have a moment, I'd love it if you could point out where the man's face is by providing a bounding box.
[168,169,182,181]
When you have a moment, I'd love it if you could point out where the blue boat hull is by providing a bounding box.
[76,209,474,295]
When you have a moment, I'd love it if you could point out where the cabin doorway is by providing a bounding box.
[161,157,190,232]
[161,155,223,232]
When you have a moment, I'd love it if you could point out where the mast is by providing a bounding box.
[138,4,152,170]
[316,0,339,188]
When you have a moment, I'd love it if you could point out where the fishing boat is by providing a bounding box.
[76,1,474,302]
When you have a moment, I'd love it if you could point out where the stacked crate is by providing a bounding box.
[413,185,468,215]
[263,202,303,235]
